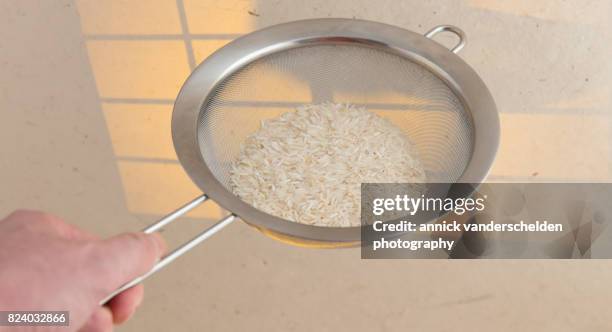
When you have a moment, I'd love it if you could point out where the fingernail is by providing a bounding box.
[135,290,144,307]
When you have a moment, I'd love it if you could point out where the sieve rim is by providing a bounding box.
[172,18,499,242]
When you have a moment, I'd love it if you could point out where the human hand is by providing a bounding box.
[0,210,166,332]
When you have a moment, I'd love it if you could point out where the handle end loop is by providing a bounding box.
[425,25,467,54]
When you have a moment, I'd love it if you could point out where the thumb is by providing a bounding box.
[92,232,166,295]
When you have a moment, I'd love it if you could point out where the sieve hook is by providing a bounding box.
[99,194,237,305]
[424,25,466,54]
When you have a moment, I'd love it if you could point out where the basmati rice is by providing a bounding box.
[230,103,426,227]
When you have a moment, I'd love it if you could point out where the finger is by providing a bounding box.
[150,232,167,255]
[59,222,99,240]
[79,306,113,332]
[93,232,166,293]
[106,284,144,324]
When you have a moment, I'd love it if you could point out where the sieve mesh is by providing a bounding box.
[197,44,474,190]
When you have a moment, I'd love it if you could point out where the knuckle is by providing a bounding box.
[35,212,65,228]
[4,210,72,237]
[125,232,159,264]
[7,209,56,224]
[7,209,40,219]
[124,232,148,247]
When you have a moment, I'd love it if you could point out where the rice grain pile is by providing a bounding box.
[230,103,425,227]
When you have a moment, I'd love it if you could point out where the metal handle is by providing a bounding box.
[99,194,237,305]
[424,25,466,54]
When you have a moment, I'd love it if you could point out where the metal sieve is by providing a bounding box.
[103,19,499,303]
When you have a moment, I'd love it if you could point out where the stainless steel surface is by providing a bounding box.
[100,195,234,305]
[424,25,466,54]
[172,18,499,242]
[143,194,208,233]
